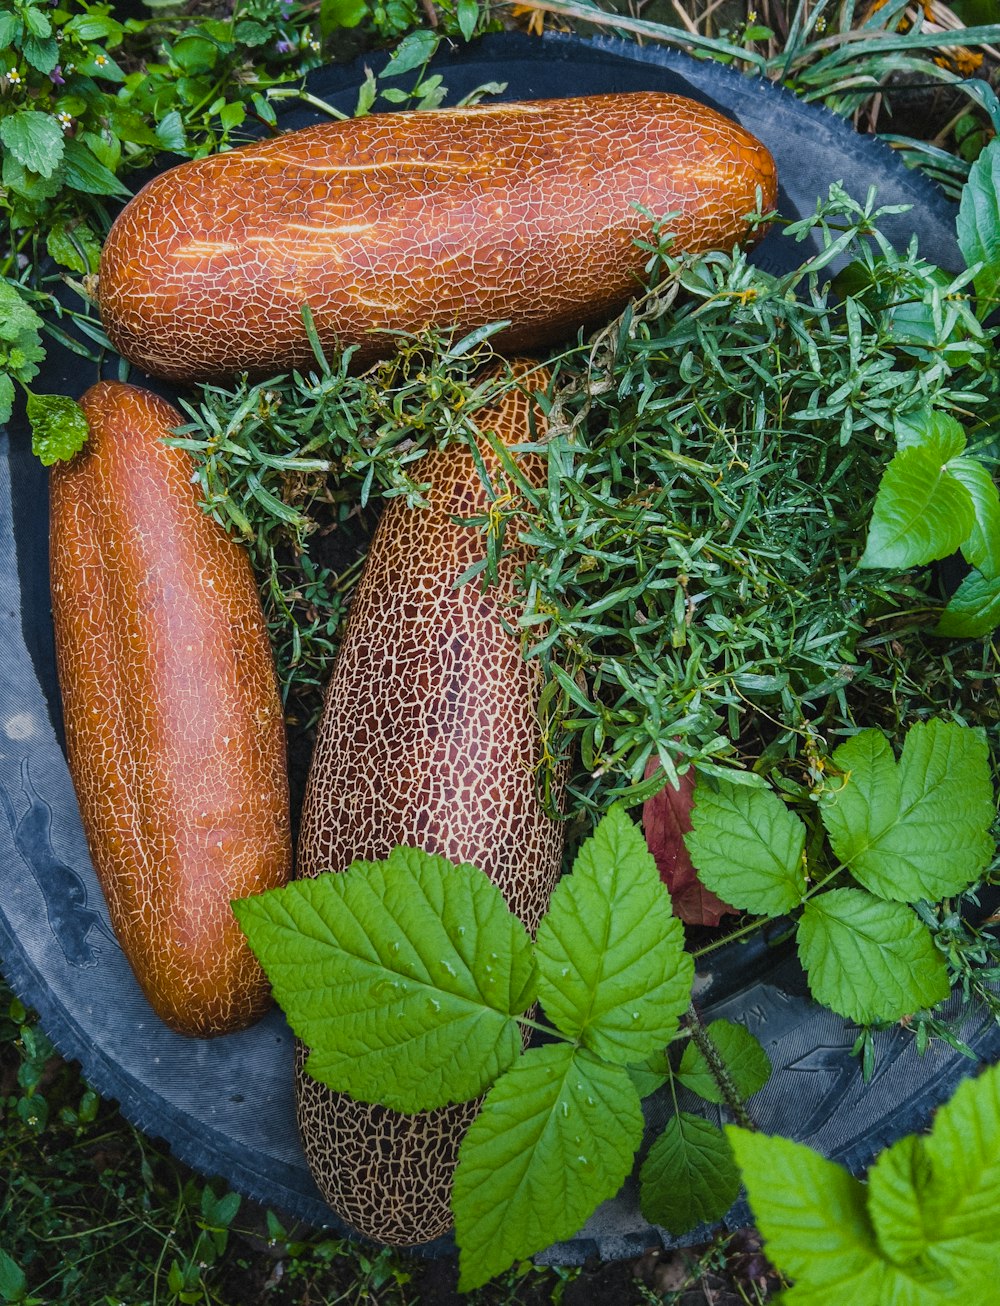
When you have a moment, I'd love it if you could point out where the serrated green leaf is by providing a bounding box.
[937,567,1000,637]
[61,138,130,197]
[0,111,65,180]
[860,440,975,570]
[453,1044,644,1291]
[46,222,102,275]
[233,847,536,1113]
[893,409,966,456]
[23,6,51,37]
[534,804,693,1063]
[797,889,950,1024]
[27,392,90,467]
[1,150,63,203]
[23,34,59,74]
[0,284,44,344]
[626,1048,670,1099]
[0,375,15,428]
[866,1134,940,1271]
[957,137,1000,318]
[0,13,21,46]
[727,1126,879,1287]
[4,337,44,387]
[820,721,995,902]
[676,1019,771,1105]
[684,777,807,916]
[777,1265,949,1306]
[868,1062,1000,1294]
[949,458,1000,577]
[640,1113,741,1234]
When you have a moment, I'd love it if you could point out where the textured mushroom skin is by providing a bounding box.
[49,382,292,1037]
[99,93,777,381]
[295,363,565,1246]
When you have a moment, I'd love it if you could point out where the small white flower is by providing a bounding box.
[57,111,73,130]
[308,38,321,51]
[7,68,23,85]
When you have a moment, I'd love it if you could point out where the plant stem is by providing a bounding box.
[692,916,768,959]
[517,1015,564,1039]
[684,1004,754,1129]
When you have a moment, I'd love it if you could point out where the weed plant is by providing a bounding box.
[177,186,1000,817]
[1,980,600,1304]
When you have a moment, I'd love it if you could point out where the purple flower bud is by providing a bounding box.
[275,38,293,52]
[50,64,65,85]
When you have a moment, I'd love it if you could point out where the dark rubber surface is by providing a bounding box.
[1,30,995,1263]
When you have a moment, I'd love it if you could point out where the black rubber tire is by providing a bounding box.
[1,30,995,1265]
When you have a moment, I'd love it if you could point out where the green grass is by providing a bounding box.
[0,979,608,1305]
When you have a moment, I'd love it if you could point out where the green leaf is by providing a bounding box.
[727,1126,880,1288]
[866,1134,940,1271]
[320,0,368,28]
[797,889,950,1025]
[23,34,59,74]
[957,136,1000,318]
[382,29,438,77]
[3,337,44,386]
[0,1249,26,1303]
[170,35,218,75]
[453,1044,644,1291]
[684,776,807,916]
[63,13,124,41]
[80,128,121,174]
[47,222,102,275]
[0,111,65,180]
[61,138,130,197]
[937,568,1000,637]
[949,457,1000,577]
[626,1048,670,1099]
[219,101,245,131]
[860,438,976,570]
[819,721,995,903]
[23,7,51,38]
[0,284,44,343]
[868,1062,1000,1293]
[676,1019,771,1105]
[639,1113,741,1234]
[534,804,693,1063]
[234,18,271,45]
[0,375,15,428]
[1,151,63,203]
[0,13,21,46]
[27,392,90,467]
[893,409,966,456]
[232,847,536,1113]
[155,110,186,153]
[457,0,479,40]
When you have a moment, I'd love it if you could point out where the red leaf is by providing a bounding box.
[642,758,736,928]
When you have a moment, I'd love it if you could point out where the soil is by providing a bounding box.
[222,1194,782,1303]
